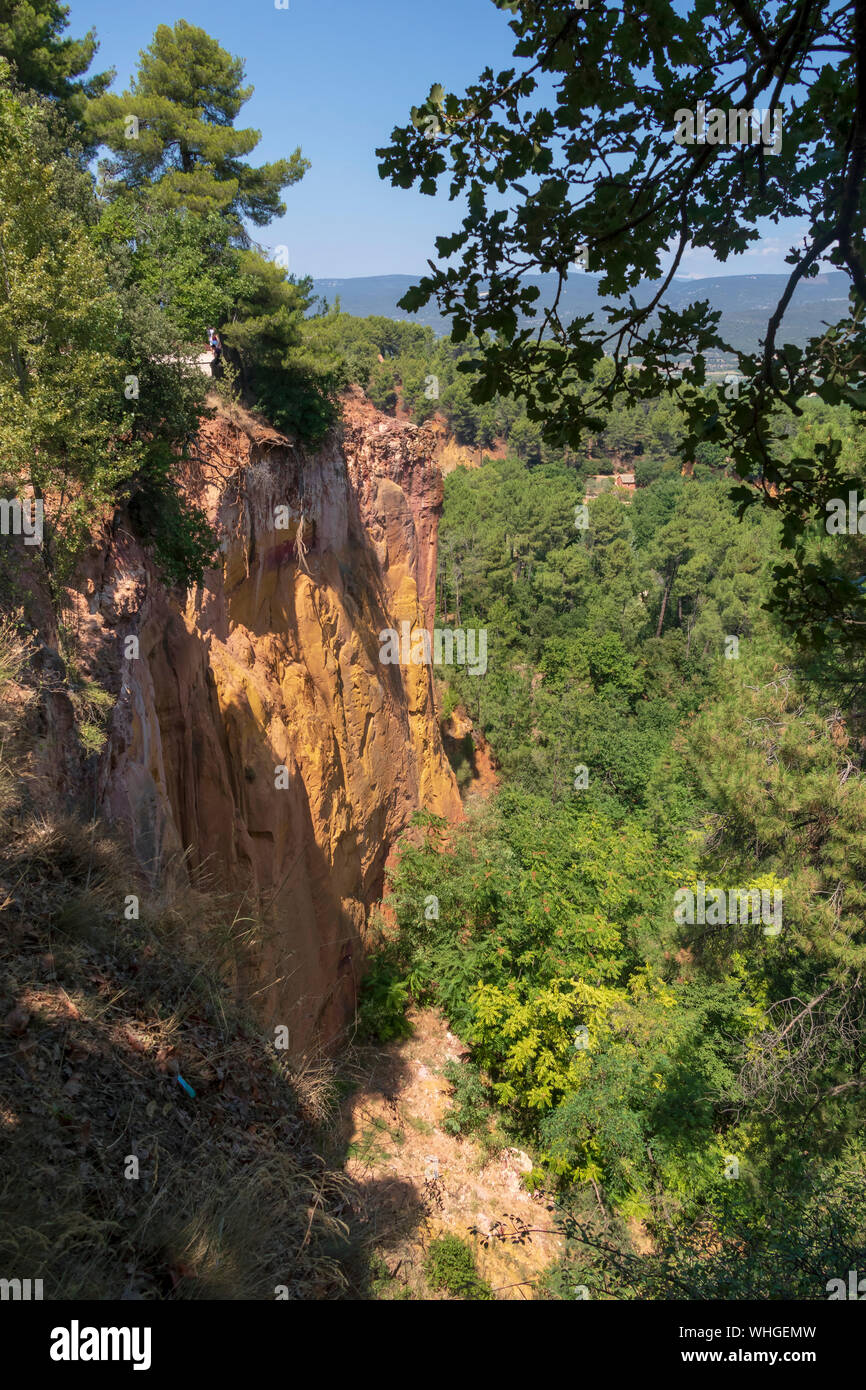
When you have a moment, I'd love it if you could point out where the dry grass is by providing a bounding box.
[281,1047,346,1133]
[0,810,352,1300]
[0,611,35,692]
[0,611,37,820]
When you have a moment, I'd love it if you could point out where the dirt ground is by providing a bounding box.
[338,1007,564,1300]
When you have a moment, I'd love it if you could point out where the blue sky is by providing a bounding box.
[67,0,806,280]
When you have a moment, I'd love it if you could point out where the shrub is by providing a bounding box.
[425,1235,493,1300]
[356,953,412,1042]
[442,1060,495,1144]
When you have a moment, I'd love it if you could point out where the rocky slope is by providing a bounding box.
[340,1007,563,1299]
[57,391,460,1054]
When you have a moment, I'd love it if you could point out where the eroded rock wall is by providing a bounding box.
[69,395,459,1052]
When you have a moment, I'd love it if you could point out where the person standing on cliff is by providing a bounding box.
[207,328,222,375]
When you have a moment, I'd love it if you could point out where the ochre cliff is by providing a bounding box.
[64,392,460,1052]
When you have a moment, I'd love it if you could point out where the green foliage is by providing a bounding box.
[127,449,217,587]
[434,449,776,806]
[470,974,615,1114]
[441,1060,496,1143]
[367,1251,414,1300]
[383,384,866,1295]
[559,1145,866,1300]
[85,20,307,227]
[223,254,341,441]
[424,1235,492,1300]
[385,794,690,1133]
[95,196,340,445]
[377,0,866,664]
[77,20,342,444]
[0,74,212,587]
[0,2,111,126]
[0,15,346,607]
[356,953,413,1043]
[366,359,399,413]
[96,199,240,344]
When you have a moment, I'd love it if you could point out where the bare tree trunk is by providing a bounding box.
[656,582,671,638]
[656,562,678,638]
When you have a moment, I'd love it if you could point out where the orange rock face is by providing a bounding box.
[89,396,460,1053]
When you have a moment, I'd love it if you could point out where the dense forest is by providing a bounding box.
[367,409,866,1296]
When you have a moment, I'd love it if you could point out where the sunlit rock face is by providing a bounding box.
[82,395,460,1053]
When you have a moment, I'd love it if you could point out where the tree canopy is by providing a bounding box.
[86,20,308,227]
[0,68,215,587]
[0,0,111,123]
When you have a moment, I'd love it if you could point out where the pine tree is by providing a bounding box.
[0,0,111,124]
[85,20,308,228]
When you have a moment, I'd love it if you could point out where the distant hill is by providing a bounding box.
[311,271,852,359]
